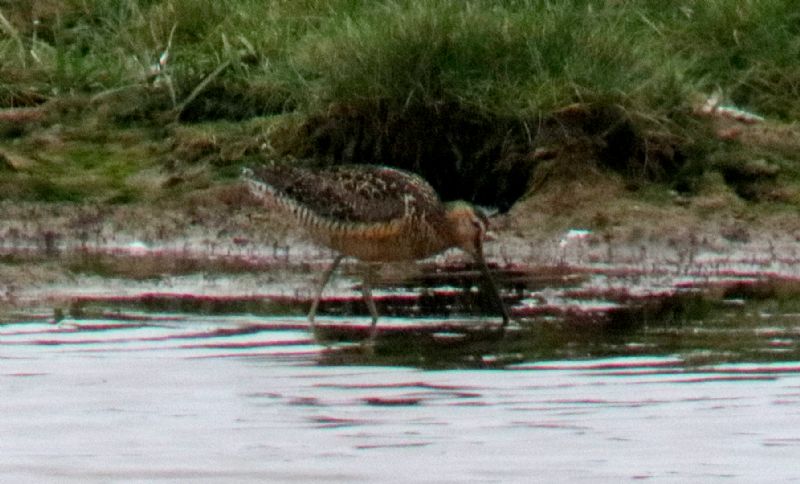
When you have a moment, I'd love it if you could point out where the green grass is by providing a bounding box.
[0,128,160,203]
[293,1,692,117]
[639,0,800,120]
[2,0,797,118]
[1,0,799,205]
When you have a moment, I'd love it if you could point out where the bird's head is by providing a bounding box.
[444,201,494,258]
[444,201,510,324]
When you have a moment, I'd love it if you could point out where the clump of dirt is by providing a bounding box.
[292,101,687,211]
[0,83,48,110]
[164,119,279,177]
[0,106,49,138]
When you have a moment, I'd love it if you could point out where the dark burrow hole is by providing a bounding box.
[718,161,780,202]
[294,101,687,211]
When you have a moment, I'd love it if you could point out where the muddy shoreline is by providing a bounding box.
[3,197,800,332]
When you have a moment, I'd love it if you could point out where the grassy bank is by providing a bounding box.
[1,1,799,215]
[3,1,797,117]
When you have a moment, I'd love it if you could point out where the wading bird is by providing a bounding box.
[242,164,510,339]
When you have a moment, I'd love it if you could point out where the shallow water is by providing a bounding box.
[4,234,800,481]
[2,308,800,483]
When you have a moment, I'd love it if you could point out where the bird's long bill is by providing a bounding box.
[474,245,510,326]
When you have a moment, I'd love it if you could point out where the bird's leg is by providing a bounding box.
[308,254,344,329]
[474,251,510,327]
[361,264,380,342]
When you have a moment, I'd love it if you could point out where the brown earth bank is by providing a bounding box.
[3,98,800,325]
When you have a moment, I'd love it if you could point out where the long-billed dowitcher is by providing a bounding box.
[242,163,510,337]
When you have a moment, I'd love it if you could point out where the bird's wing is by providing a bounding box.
[246,164,443,225]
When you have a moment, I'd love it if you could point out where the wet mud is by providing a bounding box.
[3,224,800,367]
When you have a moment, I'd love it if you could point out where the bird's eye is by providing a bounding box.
[471,218,484,232]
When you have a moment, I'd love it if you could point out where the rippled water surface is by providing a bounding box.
[3,305,800,482]
[4,238,800,482]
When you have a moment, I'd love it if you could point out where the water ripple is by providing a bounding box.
[2,312,800,482]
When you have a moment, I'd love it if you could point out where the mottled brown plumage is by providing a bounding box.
[243,163,510,336]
